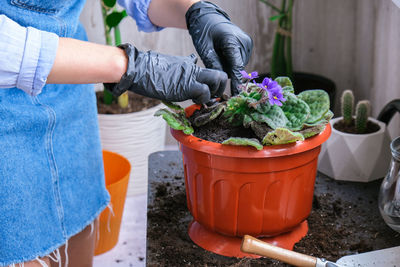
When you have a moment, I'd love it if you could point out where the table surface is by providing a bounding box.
[146,151,400,266]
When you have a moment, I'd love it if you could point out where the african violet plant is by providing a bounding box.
[155,71,333,150]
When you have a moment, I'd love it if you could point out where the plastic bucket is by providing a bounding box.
[94,150,131,255]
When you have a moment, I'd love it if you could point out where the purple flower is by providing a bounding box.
[258,77,280,92]
[267,88,286,106]
[240,70,259,80]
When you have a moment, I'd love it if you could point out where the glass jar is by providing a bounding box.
[379,136,400,233]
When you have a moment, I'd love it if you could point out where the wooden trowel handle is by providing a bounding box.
[241,235,317,267]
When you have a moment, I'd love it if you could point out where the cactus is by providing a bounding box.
[355,100,370,134]
[341,90,354,125]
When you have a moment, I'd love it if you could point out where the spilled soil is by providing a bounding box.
[146,153,400,267]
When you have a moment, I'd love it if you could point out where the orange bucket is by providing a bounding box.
[95,150,131,255]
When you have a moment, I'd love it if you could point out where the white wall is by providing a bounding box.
[81,0,400,142]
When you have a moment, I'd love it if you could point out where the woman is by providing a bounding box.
[0,0,252,266]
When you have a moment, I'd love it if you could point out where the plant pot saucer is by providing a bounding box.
[188,220,308,258]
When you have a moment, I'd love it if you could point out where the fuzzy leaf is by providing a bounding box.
[243,114,253,128]
[222,137,263,150]
[155,109,194,135]
[275,77,293,88]
[300,125,326,139]
[251,105,288,129]
[298,90,330,124]
[162,101,184,112]
[263,128,305,145]
[282,86,294,94]
[193,104,225,127]
[250,121,273,140]
[106,10,128,28]
[281,93,310,131]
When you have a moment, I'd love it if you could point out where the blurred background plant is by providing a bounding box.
[259,0,294,80]
[101,0,129,108]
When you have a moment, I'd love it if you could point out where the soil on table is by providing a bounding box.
[147,152,400,267]
[96,91,160,114]
[333,119,380,134]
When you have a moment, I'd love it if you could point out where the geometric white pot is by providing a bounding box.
[318,117,392,182]
[98,103,166,196]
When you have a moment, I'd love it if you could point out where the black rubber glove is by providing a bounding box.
[104,44,227,104]
[186,1,253,96]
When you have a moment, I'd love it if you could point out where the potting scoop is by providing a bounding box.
[241,235,400,267]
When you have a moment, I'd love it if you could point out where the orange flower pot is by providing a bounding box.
[95,150,131,255]
[170,105,331,257]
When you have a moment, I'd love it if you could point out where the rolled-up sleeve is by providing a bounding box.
[0,15,59,96]
[118,0,164,32]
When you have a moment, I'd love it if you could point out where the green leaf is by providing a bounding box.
[251,105,288,129]
[243,114,253,128]
[275,77,293,88]
[106,10,128,28]
[280,92,310,131]
[162,101,184,112]
[222,137,263,150]
[103,0,116,8]
[155,109,194,135]
[262,128,305,145]
[269,13,286,21]
[282,86,294,94]
[298,90,330,124]
[300,125,326,139]
[192,104,225,127]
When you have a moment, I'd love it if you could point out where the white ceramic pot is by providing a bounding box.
[318,117,392,182]
[98,103,166,196]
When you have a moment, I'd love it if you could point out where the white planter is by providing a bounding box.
[318,117,392,182]
[98,103,166,196]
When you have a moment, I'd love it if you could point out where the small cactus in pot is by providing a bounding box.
[337,89,374,134]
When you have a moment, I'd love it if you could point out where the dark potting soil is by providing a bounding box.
[191,112,259,143]
[333,119,380,134]
[96,91,160,114]
[147,151,400,267]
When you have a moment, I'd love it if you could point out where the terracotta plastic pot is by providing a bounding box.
[95,151,131,255]
[170,105,331,256]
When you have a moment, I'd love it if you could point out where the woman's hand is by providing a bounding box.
[186,1,253,96]
[105,44,228,104]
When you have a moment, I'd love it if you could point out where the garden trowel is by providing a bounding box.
[241,235,400,267]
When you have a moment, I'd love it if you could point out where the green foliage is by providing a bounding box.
[280,92,310,131]
[222,137,264,150]
[154,109,193,135]
[103,0,116,7]
[298,90,330,124]
[106,10,128,28]
[192,103,225,127]
[355,100,370,134]
[275,77,293,88]
[260,0,294,79]
[156,77,333,149]
[341,90,354,125]
[263,128,304,145]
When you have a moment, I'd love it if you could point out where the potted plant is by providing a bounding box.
[155,72,332,257]
[96,0,166,196]
[318,90,392,182]
[257,0,336,109]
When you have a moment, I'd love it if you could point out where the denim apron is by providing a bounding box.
[0,1,110,265]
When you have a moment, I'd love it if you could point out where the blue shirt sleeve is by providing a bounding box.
[0,15,59,96]
[117,0,164,32]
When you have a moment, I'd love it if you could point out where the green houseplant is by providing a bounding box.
[257,0,336,109]
[155,72,332,257]
[96,0,166,196]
